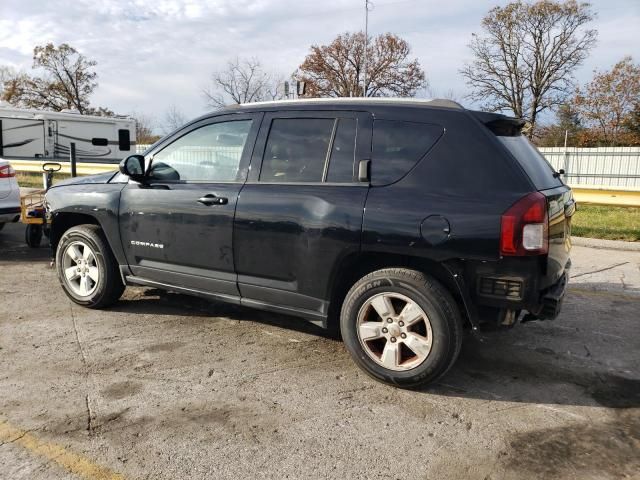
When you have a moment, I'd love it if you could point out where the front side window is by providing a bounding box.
[149,120,252,182]
[260,118,335,183]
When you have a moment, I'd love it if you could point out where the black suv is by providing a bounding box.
[45,98,574,388]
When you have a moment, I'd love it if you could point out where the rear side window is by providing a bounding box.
[326,118,356,182]
[497,135,562,190]
[118,129,131,151]
[260,118,334,182]
[372,120,443,185]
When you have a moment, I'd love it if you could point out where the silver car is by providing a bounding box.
[0,160,21,231]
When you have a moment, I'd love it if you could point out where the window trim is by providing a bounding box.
[321,120,339,182]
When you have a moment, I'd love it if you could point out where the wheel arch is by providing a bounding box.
[49,212,100,255]
[326,252,472,334]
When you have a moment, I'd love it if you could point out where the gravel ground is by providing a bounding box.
[0,222,638,480]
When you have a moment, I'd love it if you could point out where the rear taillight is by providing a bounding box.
[0,164,16,178]
[500,192,548,256]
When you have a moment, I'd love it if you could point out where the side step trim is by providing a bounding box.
[125,275,327,327]
[125,275,241,305]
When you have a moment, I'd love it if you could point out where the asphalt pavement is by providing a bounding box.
[0,221,638,480]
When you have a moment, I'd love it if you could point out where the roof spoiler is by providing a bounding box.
[471,110,526,136]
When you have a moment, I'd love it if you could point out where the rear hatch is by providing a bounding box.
[473,111,574,288]
[496,132,574,288]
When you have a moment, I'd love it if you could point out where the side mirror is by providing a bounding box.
[119,155,146,181]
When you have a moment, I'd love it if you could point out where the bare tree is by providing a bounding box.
[130,112,161,145]
[203,57,284,109]
[161,104,187,135]
[296,32,426,98]
[574,56,640,145]
[461,0,597,136]
[2,43,100,113]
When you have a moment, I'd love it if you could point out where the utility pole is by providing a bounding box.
[362,0,373,97]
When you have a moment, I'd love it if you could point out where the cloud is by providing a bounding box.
[0,0,638,126]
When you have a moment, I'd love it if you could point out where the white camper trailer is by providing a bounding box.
[0,106,136,164]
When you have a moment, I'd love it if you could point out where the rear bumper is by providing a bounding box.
[470,256,570,322]
[528,270,568,320]
[0,206,21,223]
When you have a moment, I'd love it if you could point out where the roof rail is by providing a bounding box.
[232,97,464,109]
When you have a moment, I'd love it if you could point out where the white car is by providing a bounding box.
[0,160,21,231]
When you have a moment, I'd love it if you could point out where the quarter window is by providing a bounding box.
[372,120,443,185]
[260,118,335,183]
[149,120,252,182]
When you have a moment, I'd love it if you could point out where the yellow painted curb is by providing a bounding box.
[572,188,640,207]
[0,419,126,480]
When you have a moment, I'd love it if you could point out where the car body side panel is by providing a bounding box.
[362,109,530,263]
[46,182,128,263]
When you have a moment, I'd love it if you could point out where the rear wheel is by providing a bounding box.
[25,224,43,248]
[55,225,125,308]
[340,268,463,388]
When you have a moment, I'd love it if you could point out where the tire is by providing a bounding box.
[340,268,463,388]
[0,222,5,231]
[25,224,43,248]
[55,224,125,308]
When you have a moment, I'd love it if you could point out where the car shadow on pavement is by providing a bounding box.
[109,288,337,339]
[430,334,640,409]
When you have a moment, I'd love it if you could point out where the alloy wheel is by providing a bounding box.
[61,241,100,297]
[356,292,433,371]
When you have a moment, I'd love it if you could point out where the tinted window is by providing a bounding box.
[326,118,356,182]
[149,120,252,182]
[497,135,562,190]
[372,120,443,185]
[260,118,334,183]
[118,129,131,151]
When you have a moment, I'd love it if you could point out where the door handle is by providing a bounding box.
[197,193,228,206]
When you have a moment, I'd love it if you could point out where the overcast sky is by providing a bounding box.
[1,0,638,131]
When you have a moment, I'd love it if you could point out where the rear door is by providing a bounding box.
[233,110,372,322]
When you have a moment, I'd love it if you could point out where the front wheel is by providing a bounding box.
[55,225,125,308]
[340,268,463,388]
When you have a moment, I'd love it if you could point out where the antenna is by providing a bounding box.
[362,0,373,97]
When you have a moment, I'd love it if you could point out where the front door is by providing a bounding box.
[119,113,262,298]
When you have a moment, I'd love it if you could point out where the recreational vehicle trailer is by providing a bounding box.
[0,106,136,164]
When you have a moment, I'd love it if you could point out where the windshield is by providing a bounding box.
[497,135,563,190]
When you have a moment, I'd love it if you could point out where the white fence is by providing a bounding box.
[136,144,640,189]
[539,147,640,188]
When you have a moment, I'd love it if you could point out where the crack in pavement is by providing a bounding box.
[571,261,630,278]
[70,305,94,435]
